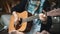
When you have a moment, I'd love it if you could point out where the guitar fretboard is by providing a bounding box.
[22,15,39,22]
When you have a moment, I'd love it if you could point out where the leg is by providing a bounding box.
[1,14,11,29]
[26,24,41,34]
[36,30,50,34]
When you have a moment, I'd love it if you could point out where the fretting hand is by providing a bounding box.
[39,10,47,24]
[39,10,47,22]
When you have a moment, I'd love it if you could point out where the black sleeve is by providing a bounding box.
[43,0,51,11]
[41,17,52,32]
[11,0,27,13]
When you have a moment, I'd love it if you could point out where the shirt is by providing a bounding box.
[27,0,45,32]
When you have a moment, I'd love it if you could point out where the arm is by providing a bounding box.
[47,8,60,16]
[11,0,27,22]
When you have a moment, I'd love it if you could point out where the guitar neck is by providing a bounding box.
[22,8,60,22]
[22,15,39,22]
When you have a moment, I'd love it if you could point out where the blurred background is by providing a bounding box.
[0,0,60,34]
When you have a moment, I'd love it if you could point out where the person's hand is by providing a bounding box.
[12,11,18,22]
[9,30,24,34]
[39,13,47,22]
[39,10,47,22]
[40,30,50,34]
[39,10,47,24]
[12,11,20,25]
[36,30,50,34]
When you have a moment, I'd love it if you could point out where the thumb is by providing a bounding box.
[43,10,47,16]
[43,10,46,14]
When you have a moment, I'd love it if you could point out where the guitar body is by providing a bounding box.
[9,11,32,33]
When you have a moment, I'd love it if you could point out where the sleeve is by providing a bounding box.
[11,0,27,13]
[43,0,51,11]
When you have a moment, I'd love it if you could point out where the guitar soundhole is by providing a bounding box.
[14,18,22,30]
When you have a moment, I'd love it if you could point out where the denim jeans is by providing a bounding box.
[1,15,11,29]
[26,24,41,34]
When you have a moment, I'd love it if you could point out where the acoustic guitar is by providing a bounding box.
[8,11,39,33]
[9,8,60,33]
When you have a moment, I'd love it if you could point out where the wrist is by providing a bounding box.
[42,20,47,24]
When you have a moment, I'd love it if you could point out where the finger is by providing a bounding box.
[43,10,47,16]
[39,13,46,17]
[43,10,46,14]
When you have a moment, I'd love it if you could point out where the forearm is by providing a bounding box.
[47,8,60,16]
